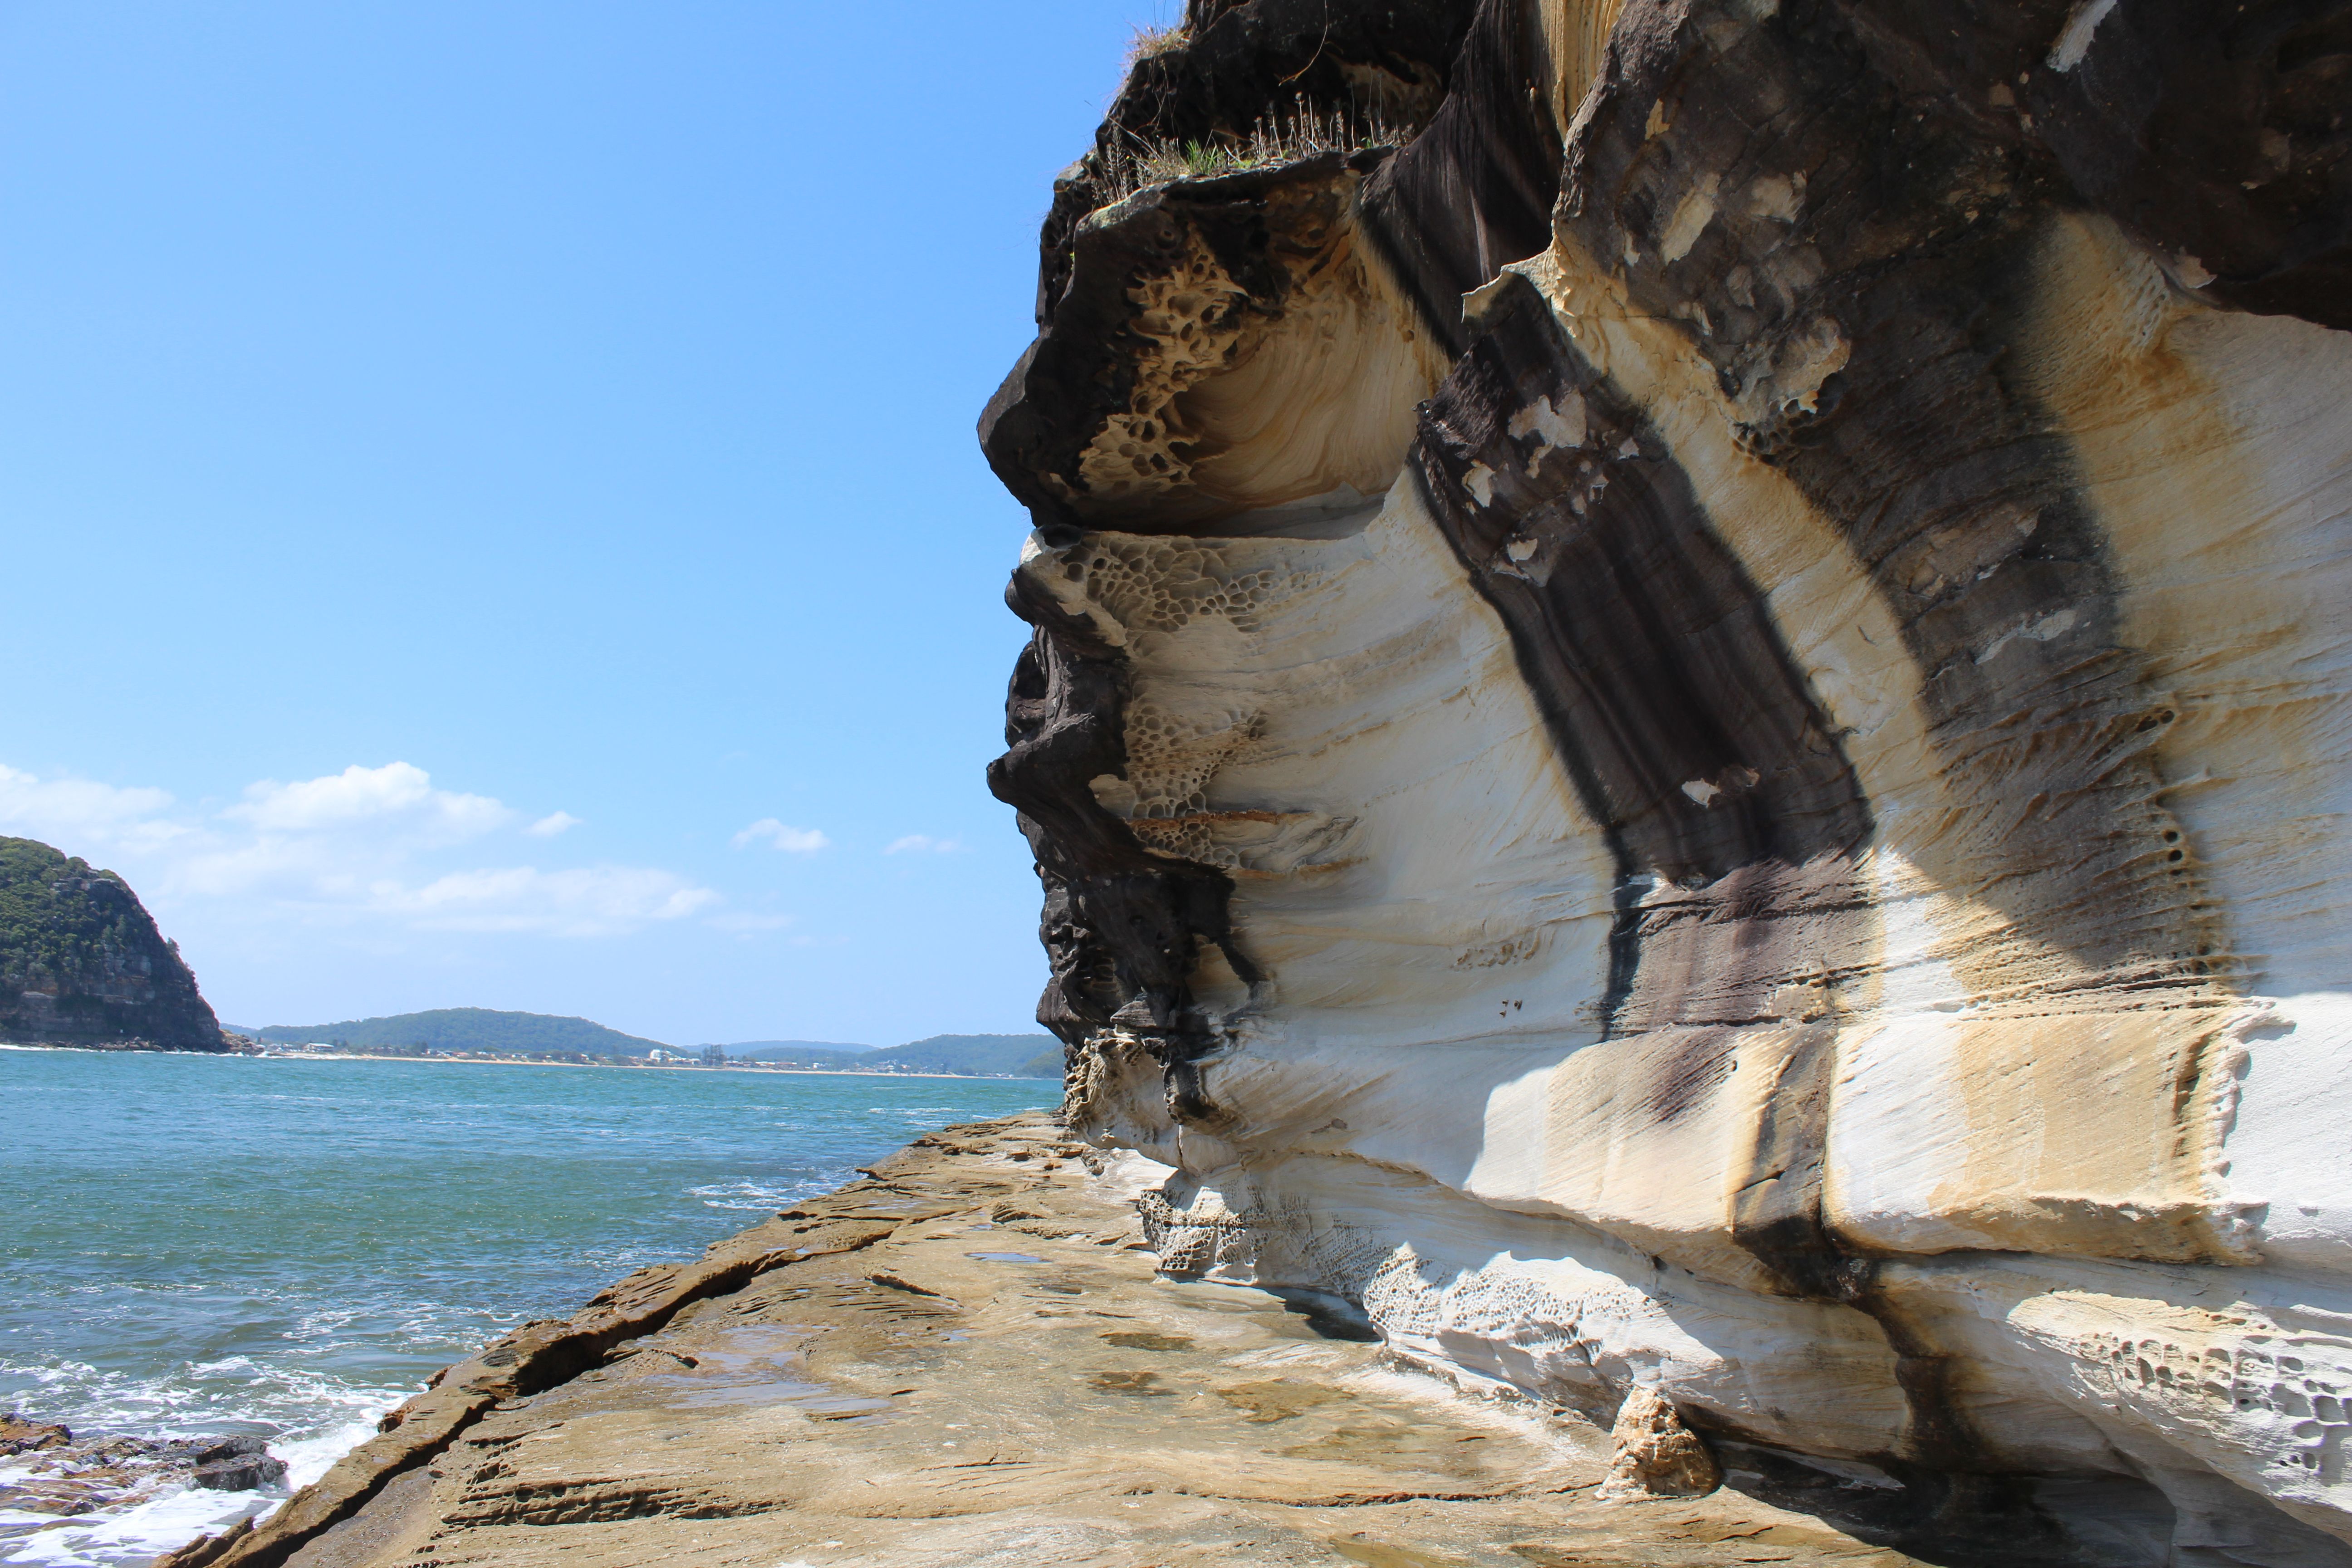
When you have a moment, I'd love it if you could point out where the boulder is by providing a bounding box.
[191,1436,287,1492]
[1599,1387,1722,1500]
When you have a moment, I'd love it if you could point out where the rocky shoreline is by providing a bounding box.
[142,1112,1923,1568]
[0,1417,288,1552]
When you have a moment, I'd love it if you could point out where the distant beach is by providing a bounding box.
[237,1048,1044,1082]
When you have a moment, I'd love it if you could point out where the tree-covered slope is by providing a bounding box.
[245,1010,1060,1077]
[719,1039,875,1061]
[252,1007,666,1055]
[715,1034,1059,1076]
[0,837,224,1051]
[862,1034,1060,1078]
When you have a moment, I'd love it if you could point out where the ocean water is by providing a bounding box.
[0,1047,1056,1565]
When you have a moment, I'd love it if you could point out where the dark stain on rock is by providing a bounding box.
[1730,1026,1871,1305]
[1216,1378,1346,1423]
[1356,0,1567,358]
[1415,275,1874,1033]
[1639,1028,1740,1124]
[1722,1020,2066,1556]
[1087,1369,1177,1396]
[1559,0,2232,1000]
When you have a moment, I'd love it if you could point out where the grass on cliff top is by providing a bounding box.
[1094,94,1411,206]
[1125,22,1186,69]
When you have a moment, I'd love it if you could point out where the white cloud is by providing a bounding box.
[370,866,718,937]
[0,759,717,941]
[884,833,964,855]
[732,818,831,853]
[181,762,510,900]
[226,762,510,843]
[0,764,187,855]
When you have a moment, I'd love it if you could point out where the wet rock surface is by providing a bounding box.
[162,1114,1928,1568]
[0,1415,71,1457]
[192,1439,290,1493]
[0,1427,289,1548]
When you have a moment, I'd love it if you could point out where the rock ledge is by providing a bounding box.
[159,1114,1926,1568]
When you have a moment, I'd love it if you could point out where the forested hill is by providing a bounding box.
[0,837,224,1051]
[711,1035,1058,1077]
[243,1009,1061,1077]
[858,1034,1061,1078]
[249,1008,664,1056]
[720,1039,875,1060]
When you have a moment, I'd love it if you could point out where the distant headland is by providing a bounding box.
[0,836,1058,1079]
[227,1006,1061,1079]
[0,836,226,1052]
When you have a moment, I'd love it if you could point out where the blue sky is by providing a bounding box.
[0,2,1176,1045]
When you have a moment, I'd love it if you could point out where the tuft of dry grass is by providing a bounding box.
[1124,23,1188,70]
[1094,94,1411,206]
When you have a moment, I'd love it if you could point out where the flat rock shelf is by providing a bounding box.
[161,1113,1921,1568]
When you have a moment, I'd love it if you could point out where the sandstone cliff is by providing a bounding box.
[0,836,225,1051]
[983,0,2352,1559]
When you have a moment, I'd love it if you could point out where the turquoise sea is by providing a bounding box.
[0,1047,1055,1564]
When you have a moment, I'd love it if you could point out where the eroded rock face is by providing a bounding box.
[983,0,2352,1559]
[0,836,224,1052]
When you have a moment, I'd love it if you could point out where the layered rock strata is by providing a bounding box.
[0,836,224,1051]
[982,0,2352,1559]
[156,1114,1928,1568]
